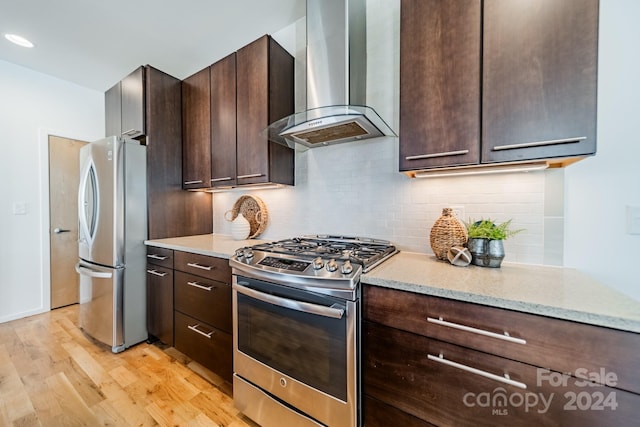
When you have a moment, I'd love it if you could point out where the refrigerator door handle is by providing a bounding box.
[75,263,113,279]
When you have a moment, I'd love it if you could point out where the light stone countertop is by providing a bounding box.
[362,251,640,333]
[145,233,268,259]
[145,234,640,333]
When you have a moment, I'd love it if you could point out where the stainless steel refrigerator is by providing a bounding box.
[76,136,147,353]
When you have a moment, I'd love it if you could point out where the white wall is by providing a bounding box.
[215,0,639,301]
[564,0,640,300]
[0,59,104,322]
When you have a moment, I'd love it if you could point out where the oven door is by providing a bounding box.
[233,275,358,427]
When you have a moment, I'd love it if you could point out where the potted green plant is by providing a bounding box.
[464,219,524,267]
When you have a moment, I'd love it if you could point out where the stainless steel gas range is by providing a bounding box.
[230,236,398,427]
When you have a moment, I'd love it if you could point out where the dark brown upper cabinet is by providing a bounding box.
[399,0,481,171]
[210,52,238,188]
[104,66,213,239]
[399,0,598,173]
[236,35,295,186]
[182,67,212,190]
[482,0,598,163]
[105,66,145,139]
[105,82,122,137]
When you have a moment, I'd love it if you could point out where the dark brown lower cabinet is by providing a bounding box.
[363,284,640,426]
[173,250,233,382]
[365,395,436,427]
[146,264,174,345]
[146,246,174,345]
[174,311,233,382]
[364,320,638,427]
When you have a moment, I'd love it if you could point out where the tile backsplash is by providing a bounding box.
[213,0,563,267]
[213,138,560,265]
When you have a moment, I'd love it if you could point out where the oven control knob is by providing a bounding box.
[313,257,324,270]
[235,248,245,258]
[243,248,254,259]
[341,260,353,274]
[326,259,338,272]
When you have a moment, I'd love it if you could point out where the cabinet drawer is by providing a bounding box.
[146,264,173,345]
[364,285,640,395]
[174,271,232,333]
[174,251,231,283]
[365,320,639,427]
[146,246,174,268]
[174,311,232,382]
[364,395,436,427]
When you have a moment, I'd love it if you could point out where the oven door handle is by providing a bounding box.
[234,282,345,319]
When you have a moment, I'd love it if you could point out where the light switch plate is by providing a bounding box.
[12,201,27,215]
[627,205,640,235]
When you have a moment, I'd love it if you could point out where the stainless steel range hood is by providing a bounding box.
[264,0,396,149]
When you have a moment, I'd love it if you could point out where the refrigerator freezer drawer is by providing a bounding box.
[77,261,125,352]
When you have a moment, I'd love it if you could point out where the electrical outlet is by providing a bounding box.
[450,205,465,220]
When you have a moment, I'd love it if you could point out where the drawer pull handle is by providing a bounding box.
[187,281,214,291]
[492,136,586,151]
[427,317,527,345]
[147,254,168,260]
[188,324,214,339]
[187,262,214,271]
[184,180,204,185]
[428,353,527,389]
[211,176,233,182]
[405,149,470,160]
[146,269,167,277]
[237,173,264,179]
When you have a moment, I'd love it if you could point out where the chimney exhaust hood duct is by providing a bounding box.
[263,0,396,149]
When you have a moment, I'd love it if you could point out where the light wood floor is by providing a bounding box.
[0,304,257,427]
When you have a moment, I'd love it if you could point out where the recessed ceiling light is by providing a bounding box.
[4,33,35,48]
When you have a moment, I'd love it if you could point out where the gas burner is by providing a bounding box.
[242,235,398,274]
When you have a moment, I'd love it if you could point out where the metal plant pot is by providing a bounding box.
[467,238,505,268]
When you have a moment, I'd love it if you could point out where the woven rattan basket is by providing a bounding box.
[430,208,467,261]
[225,195,268,238]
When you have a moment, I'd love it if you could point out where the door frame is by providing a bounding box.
[38,127,96,312]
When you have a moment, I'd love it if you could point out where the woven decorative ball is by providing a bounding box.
[224,195,268,238]
[447,246,472,267]
[430,208,468,261]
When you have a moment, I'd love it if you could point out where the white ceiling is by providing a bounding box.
[0,0,305,92]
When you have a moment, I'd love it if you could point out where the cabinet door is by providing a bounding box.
[182,67,212,189]
[399,0,481,171]
[146,264,173,345]
[120,66,145,138]
[210,53,237,187]
[146,66,213,238]
[482,0,598,163]
[105,81,121,137]
[236,36,270,185]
